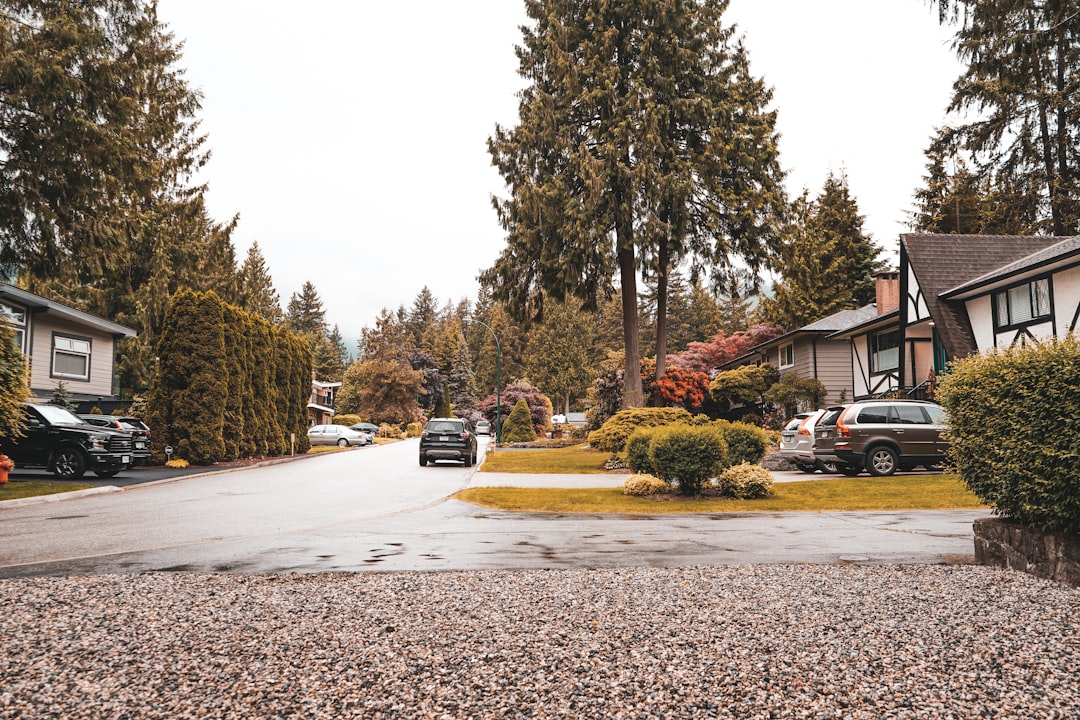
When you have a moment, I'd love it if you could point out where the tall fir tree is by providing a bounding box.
[927,0,1080,235]
[238,241,283,323]
[483,0,786,408]
[285,281,327,338]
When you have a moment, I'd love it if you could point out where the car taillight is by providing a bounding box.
[836,408,852,438]
[797,418,811,436]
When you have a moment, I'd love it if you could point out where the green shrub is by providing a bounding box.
[501,399,538,443]
[716,462,774,499]
[405,422,423,438]
[625,429,656,475]
[334,414,362,427]
[588,407,694,453]
[623,474,670,496]
[712,420,770,466]
[938,336,1080,534]
[649,425,728,496]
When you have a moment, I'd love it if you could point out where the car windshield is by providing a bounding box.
[33,405,84,426]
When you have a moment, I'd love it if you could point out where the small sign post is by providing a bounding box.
[164,445,173,463]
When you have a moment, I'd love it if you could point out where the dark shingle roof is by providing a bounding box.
[941,235,1080,298]
[802,304,881,332]
[901,234,1063,359]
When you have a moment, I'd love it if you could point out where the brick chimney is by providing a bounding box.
[876,272,900,315]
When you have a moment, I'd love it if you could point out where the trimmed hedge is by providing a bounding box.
[937,335,1080,535]
[623,474,670,496]
[588,407,694,454]
[648,425,728,496]
[712,420,770,465]
[716,462,774,499]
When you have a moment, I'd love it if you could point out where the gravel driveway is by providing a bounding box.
[2,565,1077,718]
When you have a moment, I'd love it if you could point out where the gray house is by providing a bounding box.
[0,283,136,403]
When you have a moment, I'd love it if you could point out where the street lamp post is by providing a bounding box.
[472,320,502,446]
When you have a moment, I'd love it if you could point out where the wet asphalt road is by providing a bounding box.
[0,438,983,577]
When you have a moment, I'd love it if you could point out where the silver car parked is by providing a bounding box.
[778,409,834,473]
[308,424,372,447]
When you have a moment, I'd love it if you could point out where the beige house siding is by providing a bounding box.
[781,338,852,406]
[27,314,118,399]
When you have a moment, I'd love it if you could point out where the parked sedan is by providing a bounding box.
[778,409,834,473]
[474,419,492,436]
[350,422,380,435]
[308,424,372,447]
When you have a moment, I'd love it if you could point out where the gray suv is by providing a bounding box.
[814,400,948,476]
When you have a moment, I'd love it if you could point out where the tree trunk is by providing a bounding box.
[618,241,643,409]
[654,239,670,380]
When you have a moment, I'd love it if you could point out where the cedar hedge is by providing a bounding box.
[937,335,1080,535]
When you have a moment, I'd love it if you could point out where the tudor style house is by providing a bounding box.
[833,234,1080,399]
[0,283,137,403]
[719,273,902,406]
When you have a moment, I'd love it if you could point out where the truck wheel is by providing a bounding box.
[53,448,87,479]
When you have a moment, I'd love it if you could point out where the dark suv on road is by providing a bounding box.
[814,400,949,476]
[1,404,135,479]
[419,418,477,467]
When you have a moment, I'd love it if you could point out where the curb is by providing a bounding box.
[0,485,122,509]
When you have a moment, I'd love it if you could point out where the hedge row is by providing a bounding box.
[937,335,1080,535]
[145,289,312,464]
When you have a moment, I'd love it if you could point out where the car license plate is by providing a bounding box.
[440,435,448,441]
[122,455,130,464]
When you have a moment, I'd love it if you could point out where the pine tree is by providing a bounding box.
[0,321,28,438]
[501,399,538,443]
[239,241,283,323]
[407,287,439,350]
[484,0,787,404]
[285,281,327,338]
[447,334,480,416]
[524,298,594,415]
[928,1,1080,235]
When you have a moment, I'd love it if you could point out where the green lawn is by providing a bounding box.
[0,481,95,502]
[454,474,986,514]
[481,443,612,473]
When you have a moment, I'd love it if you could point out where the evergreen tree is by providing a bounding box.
[501,399,538,443]
[407,287,439,350]
[524,298,594,415]
[483,0,786,408]
[238,241,283,323]
[683,280,724,345]
[928,1,1080,235]
[359,307,414,363]
[339,359,424,425]
[760,173,884,329]
[0,321,28,439]
[447,334,480,417]
[285,281,327,338]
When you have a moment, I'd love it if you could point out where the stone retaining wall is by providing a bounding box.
[974,517,1080,588]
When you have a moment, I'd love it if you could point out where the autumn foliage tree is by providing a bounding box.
[667,324,783,373]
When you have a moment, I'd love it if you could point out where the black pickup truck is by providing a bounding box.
[0,403,135,479]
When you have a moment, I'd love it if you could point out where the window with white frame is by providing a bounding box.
[778,343,794,368]
[0,301,26,353]
[994,277,1051,329]
[870,329,899,373]
[52,334,91,381]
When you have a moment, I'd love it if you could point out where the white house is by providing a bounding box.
[832,234,1080,399]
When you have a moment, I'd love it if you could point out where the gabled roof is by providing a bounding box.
[901,234,1063,359]
[721,303,881,369]
[0,283,136,338]
[940,235,1080,299]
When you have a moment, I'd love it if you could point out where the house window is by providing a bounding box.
[0,301,26,353]
[52,334,91,381]
[778,343,794,369]
[870,329,899,373]
[994,278,1051,329]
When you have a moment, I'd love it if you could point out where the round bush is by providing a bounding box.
[937,336,1080,534]
[625,429,656,475]
[405,422,423,438]
[713,420,770,466]
[717,462,774,499]
[622,474,670,496]
[649,425,728,496]
[588,407,694,454]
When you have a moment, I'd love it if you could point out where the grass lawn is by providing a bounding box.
[0,481,95,501]
[453,474,987,514]
[481,443,612,474]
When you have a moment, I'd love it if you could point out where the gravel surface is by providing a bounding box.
[2,565,1077,719]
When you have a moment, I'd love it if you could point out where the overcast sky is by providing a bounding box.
[155,1,961,347]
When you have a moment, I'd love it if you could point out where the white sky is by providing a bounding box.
[155,1,961,347]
